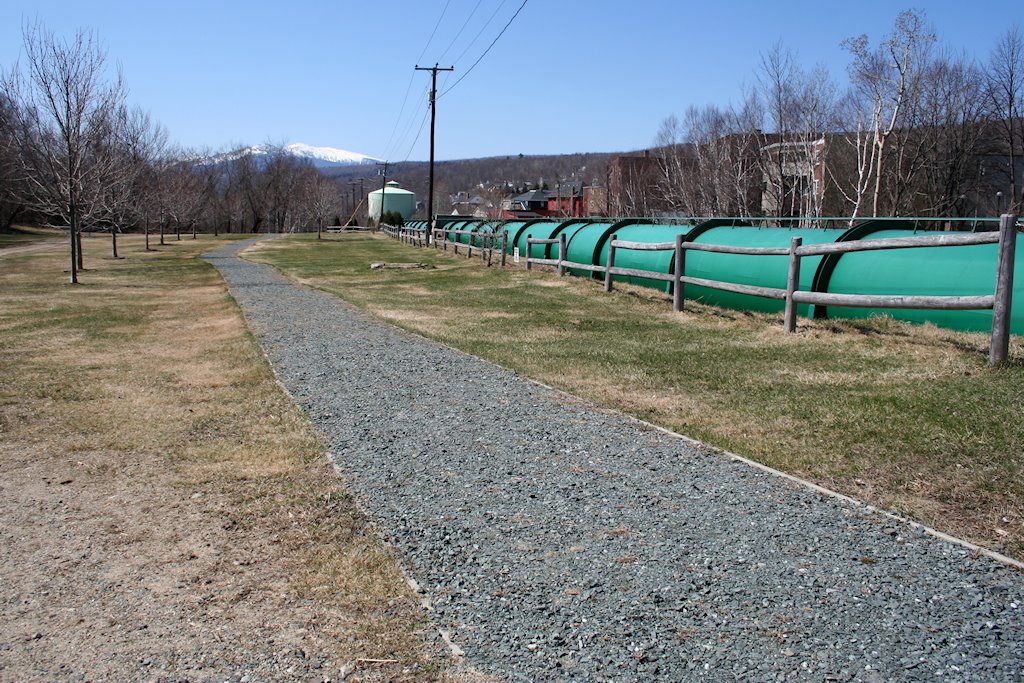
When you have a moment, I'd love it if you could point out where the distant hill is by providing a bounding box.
[322,151,632,209]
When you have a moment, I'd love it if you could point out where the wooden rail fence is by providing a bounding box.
[524,215,1018,365]
[380,217,1018,364]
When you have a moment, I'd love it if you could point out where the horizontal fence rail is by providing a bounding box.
[430,227,507,267]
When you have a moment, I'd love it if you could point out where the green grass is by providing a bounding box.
[247,232,1024,559]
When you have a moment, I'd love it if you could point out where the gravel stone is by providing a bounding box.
[207,239,1024,682]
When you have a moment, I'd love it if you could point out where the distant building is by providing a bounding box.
[608,151,663,217]
[498,181,605,219]
[368,181,416,220]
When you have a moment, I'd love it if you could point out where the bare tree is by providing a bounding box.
[155,153,211,241]
[985,26,1024,211]
[910,53,988,216]
[655,101,761,219]
[0,94,28,230]
[843,9,936,217]
[1,22,126,282]
[304,171,340,240]
[110,106,167,253]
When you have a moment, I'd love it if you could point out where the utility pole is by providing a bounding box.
[415,63,453,245]
[375,161,390,227]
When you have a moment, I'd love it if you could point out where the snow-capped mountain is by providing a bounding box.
[212,143,380,168]
[280,143,380,167]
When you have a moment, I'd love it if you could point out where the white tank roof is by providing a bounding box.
[369,181,414,196]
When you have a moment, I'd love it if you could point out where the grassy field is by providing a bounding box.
[247,232,1024,560]
[0,234,456,679]
[0,224,64,248]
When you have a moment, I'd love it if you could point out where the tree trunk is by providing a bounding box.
[111,229,119,259]
[145,224,150,251]
[76,230,84,271]
[175,224,181,241]
[69,223,78,285]
[159,222,165,246]
[192,224,196,240]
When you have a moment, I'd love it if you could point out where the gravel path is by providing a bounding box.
[207,239,1024,682]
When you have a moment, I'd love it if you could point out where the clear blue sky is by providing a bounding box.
[1,1,1019,161]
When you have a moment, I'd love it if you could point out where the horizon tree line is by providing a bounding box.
[650,10,1023,222]
[0,21,346,283]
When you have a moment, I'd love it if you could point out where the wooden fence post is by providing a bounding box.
[525,234,532,271]
[604,235,617,292]
[784,236,803,333]
[673,233,685,313]
[557,233,567,277]
[487,233,494,267]
[500,231,508,267]
[989,214,1018,365]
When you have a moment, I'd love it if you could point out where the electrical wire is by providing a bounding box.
[380,1,451,159]
[388,86,430,161]
[416,0,452,65]
[451,0,509,68]
[438,0,528,98]
[436,0,485,64]
[401,107,432,162]
[381,72,417,159]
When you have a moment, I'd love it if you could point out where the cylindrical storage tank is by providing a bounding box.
[684,225,846,315]
[595,223,694,292]
[367,181,416,221]
[818,228,1024,334]
[566,219,649,278]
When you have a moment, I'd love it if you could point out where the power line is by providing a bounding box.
[387,86,429,161]
[436,0,485,64]
[381,1,451,159]
[401,107,431,162]
[381,72,417,159]
[416,0,452,65]
[451,0,509,67]
[438,0,528,98]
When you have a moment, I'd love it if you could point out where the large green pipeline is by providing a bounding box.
[539,219,600,258]
[500,221,528,252]
[595,223,694,291]
[566,219,651,278]
[458,219,485,244]
[506,219,554,255]
[684,225,846,315]
[445,219,478,243]
[814,225,1023,334]
[515,221,563,257]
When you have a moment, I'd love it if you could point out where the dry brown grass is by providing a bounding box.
[0,234,487,681]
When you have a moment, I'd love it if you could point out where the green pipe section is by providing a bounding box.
[595,224,694,292]
[568,219,651,278]
[685,226,846,315]
[515,221,563,258]
[820,228,1023,333]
